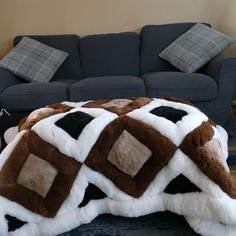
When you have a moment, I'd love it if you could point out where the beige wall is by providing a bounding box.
[1,0,235,58]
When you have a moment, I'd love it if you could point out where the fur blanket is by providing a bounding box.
[0,97,235,236]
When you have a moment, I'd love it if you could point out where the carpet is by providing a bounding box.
[60,212,198,236]
[58,138,236,236]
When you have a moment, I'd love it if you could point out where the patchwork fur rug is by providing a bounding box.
[0,97,235,236]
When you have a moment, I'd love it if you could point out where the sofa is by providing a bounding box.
[0,22,235,135]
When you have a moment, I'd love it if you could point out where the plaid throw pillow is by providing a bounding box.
[159,23,235,73]
[0,37,69,83]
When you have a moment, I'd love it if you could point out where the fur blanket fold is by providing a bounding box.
[0,97,235,236]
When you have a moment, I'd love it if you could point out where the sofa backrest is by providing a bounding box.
[140,23,201,75]
[79,32,140,77]
[14,34,82,81]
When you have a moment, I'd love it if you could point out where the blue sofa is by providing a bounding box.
[0,23,235,134]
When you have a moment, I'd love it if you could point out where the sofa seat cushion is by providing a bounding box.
[0,81,75,112]
[69,76,145,101]
[142,72,217,102]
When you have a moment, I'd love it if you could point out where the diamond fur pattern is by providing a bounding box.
[0,97,234,236]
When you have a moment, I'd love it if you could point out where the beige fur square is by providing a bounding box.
[107,130,152,177]
[17,154,58,198]
[102,99,132,108]
[204,138,229,171]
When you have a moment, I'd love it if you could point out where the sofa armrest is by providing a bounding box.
[204,54,236,99]
[0,68,23,93]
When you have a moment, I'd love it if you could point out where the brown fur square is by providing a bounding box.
[82,97,151,116]
[19,103,72,131]
[85,116,177,198]
[0,130,81,217]
[180,121,236,199]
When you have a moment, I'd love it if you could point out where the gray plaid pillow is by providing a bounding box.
[0,37,69,83]
[159,23,235,73]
